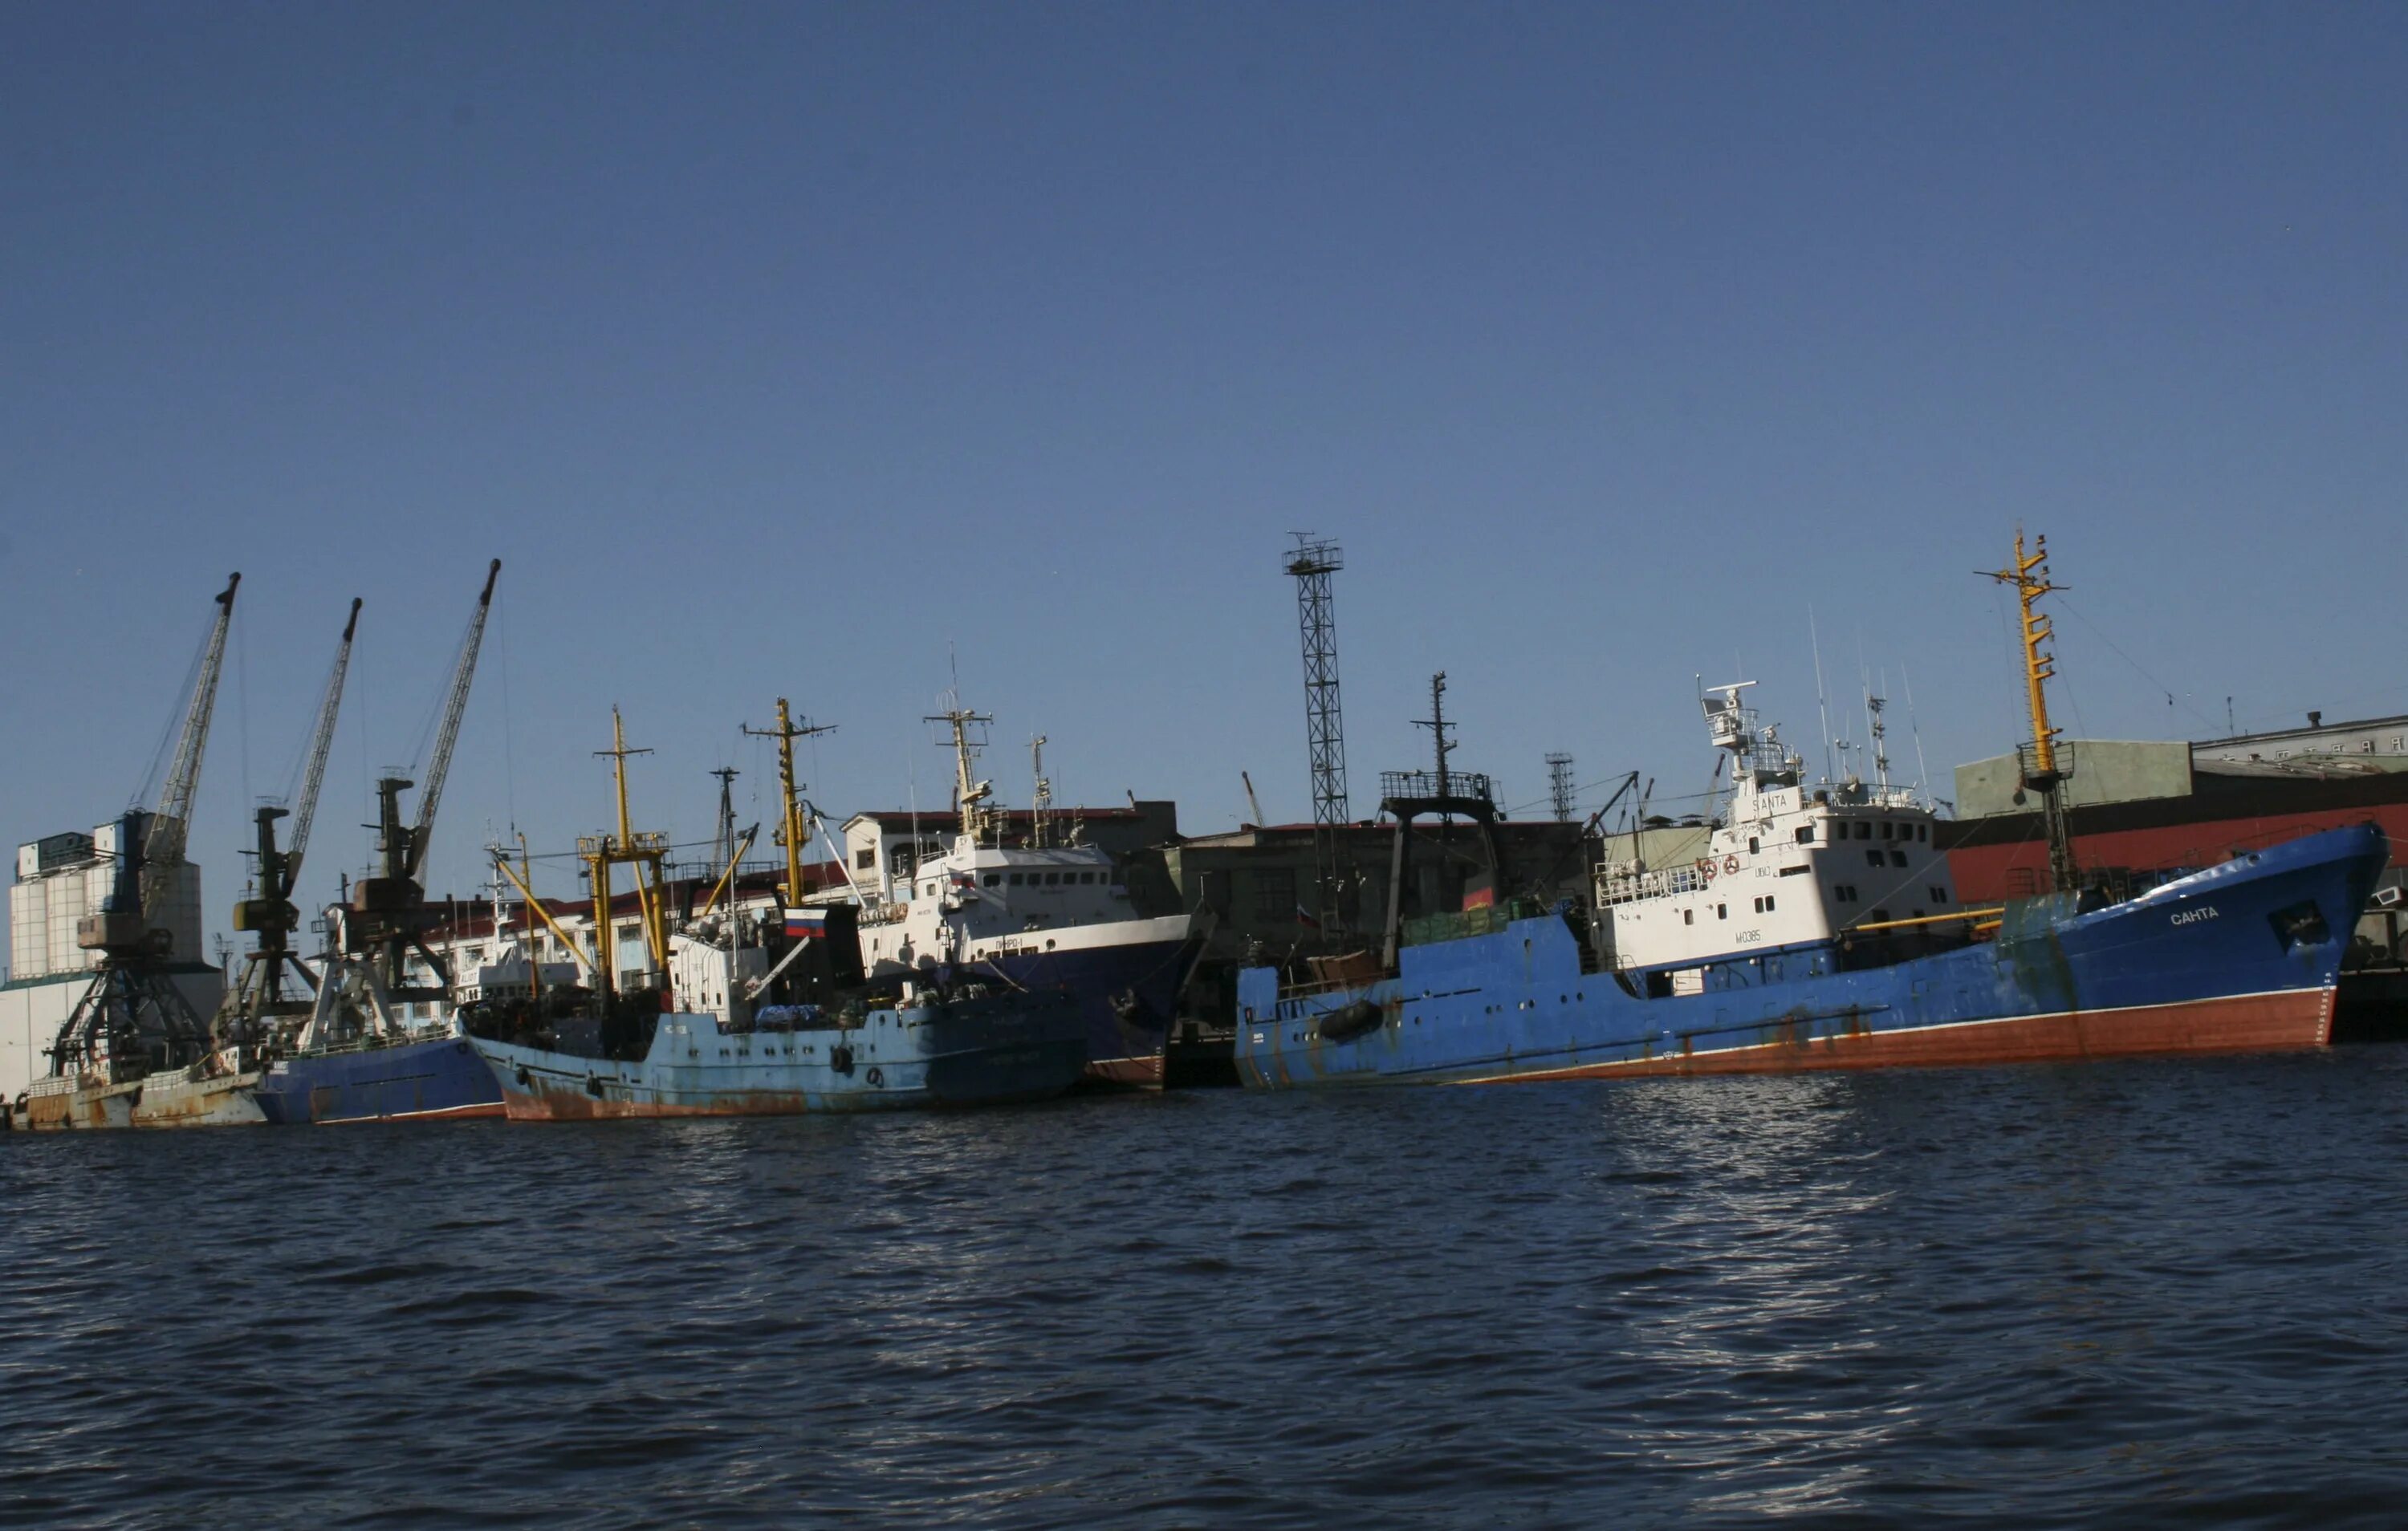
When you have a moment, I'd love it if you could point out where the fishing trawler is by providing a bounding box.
[851,704,1200,1088]
[465,703,1091,1119]
[1235,534,2390,1087]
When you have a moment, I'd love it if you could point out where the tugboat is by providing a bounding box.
[1236,534,2390,1087]
[465,702,1090,1119]
[851,701,1199,1088]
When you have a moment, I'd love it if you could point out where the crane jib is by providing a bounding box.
[140,572,240,926]
[404,558,501,883]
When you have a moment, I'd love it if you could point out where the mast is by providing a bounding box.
[1029,735,1051,850]
[1985,530,2078,893]
[925,701,995,847]
[743,700,835,905]
[580,709,672,993]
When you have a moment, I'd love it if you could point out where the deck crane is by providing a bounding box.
[219,598,361,1046]
[347,559,500,1001]
[41,574,240,1082]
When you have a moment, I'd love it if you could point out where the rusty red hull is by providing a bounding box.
[1472,987,2333,1082]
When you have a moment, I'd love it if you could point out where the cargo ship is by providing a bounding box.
[852,703,1199,1088]
[1236,535,2390,1088]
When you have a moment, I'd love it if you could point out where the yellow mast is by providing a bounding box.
[742,699,835,906]
[1989,530,2067,778]
[1984,530,2078,892]
[581,708,670,993]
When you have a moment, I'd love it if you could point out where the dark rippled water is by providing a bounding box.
[9,1052,2408,1529]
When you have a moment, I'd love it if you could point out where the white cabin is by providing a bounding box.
[1596,684,1958,983]
[856,832,1183,976]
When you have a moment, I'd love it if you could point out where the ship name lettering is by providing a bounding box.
[2171,906,2219,927]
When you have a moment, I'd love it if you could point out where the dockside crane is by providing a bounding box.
[219,598,362,1046]
[42,574,241,1082]
[345,559,501,1001]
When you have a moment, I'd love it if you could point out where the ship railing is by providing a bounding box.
[1594,862,1709,906]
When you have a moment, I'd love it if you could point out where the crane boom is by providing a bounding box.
[142,573,240,920]
[284,597,362,887]
[405,558,500,881]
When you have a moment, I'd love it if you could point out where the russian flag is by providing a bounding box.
[1295,904,1321,930]
[784,906,829,938]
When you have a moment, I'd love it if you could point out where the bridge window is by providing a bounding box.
[1044,872,1061,886]
[1008,872,1024,886]
[1796,825,1814,843]
[1866,849,1883,867]
[1929,885,1947,902]
[1881,822,1893,840]
[1890,850,1908,867]
[1859,822,1874,840]
[984,874,1001,887]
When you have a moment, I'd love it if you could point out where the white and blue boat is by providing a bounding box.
[854,706,1198,1088]
[1238,677,2390,1088]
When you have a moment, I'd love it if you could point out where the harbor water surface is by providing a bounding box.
[7,1051,2408,1529]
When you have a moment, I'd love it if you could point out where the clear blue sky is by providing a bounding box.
[3,2,2402,945]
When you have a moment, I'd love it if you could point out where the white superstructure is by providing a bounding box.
[857,835,1188,977]
[1595,684,1959,981]
[853,705,1190,981]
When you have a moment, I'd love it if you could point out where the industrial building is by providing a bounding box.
[3,818,222,1105]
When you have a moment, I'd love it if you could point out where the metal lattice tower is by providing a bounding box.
[1286,534,1348,929]
[1546,753,1575,822]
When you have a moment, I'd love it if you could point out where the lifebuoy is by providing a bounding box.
[1696,858,1716,881]
[1723,855,1739,875]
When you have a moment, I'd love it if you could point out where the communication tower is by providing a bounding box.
[1545,753,1576,822]
[1286,534,1349,929]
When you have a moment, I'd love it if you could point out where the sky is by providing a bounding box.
[2,2,2403,958]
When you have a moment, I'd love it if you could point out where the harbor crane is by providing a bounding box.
[43,574,241,1082]
[218,598,361,1046]
[344,559,501,1000]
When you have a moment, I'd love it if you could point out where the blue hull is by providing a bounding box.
[1238,824,2389,1088]
[255,1033,506,1124]
[969,936,1201,1088]
[473,989,1088,1119]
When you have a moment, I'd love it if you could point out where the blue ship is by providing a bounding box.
[1239,819,2387,1089]
[469,985,1088,1119]
[254,1029,503,1124]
